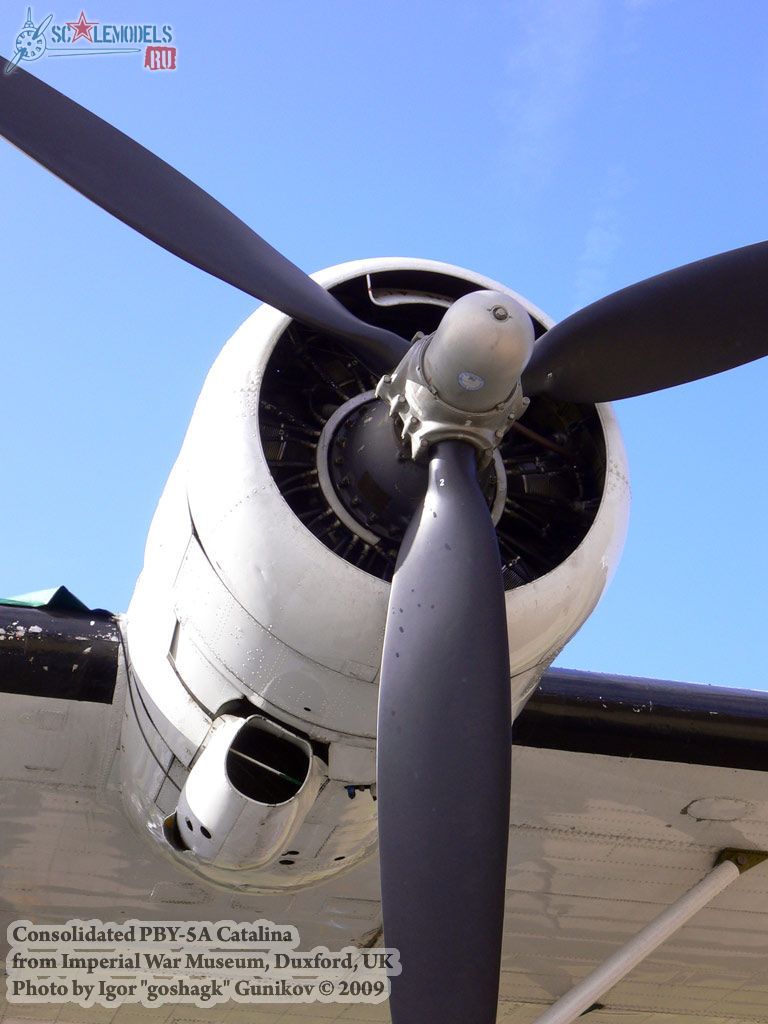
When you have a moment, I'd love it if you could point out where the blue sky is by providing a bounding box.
[1,0,767,688]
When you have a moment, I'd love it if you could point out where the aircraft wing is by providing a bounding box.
[1,601,768,1024]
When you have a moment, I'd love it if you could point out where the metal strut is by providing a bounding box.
[531,848,768,1024]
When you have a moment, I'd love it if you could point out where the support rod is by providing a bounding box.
[531,852,757,1024]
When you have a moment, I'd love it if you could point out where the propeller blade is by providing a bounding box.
[377,439,511,1024]
[522,241,768,402]
[0,58,408,372]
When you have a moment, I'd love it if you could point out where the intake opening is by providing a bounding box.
[225,719,310,805]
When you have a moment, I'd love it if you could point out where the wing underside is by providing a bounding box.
[1,602,768,1024]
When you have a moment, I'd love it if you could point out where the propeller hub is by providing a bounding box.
[422,289,535,412]
[376,290,534,463]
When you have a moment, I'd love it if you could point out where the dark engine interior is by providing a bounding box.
[258,268,606,589]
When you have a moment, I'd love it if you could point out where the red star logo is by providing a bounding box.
[66,10,98,43]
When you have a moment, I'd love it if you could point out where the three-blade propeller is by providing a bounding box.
[2,57,767,1024]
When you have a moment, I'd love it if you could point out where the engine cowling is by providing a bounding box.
[120,257,630,891]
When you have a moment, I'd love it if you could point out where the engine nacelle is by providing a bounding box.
[120,257,630,891]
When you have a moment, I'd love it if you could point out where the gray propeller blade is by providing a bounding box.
[522,241,768,403]
[0,57,408,372]
[377,440,511,1024]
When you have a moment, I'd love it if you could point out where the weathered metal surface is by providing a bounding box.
[0,603,119,703]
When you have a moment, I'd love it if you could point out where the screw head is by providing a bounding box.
[491,305,509,321]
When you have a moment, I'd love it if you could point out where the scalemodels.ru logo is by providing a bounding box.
[5,7,177,73]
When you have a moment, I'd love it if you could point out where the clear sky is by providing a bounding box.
[1,0,767,689]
